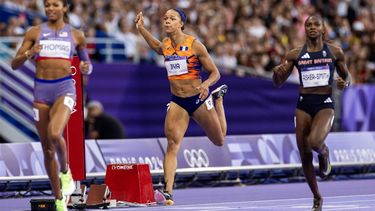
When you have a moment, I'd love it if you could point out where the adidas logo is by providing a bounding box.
[301,53,310,59]
[324,97,332,103]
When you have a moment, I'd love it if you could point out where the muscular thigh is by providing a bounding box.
[309,108,334,141]
[49,95,73,134]
[192,98,221,137]
[165,102,190,143]
[295,109,312,151]
[33,102,51,145]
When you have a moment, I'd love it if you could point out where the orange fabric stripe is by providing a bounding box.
[162,35,201,80]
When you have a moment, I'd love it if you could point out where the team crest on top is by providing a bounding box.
[59,31,68,37]
[322,50,327,57]
[180,46,188,51]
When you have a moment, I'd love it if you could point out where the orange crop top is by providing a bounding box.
[162,35,202,80]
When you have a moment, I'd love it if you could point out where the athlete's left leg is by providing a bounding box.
[295,109,321,196]
[309,108,334,179]
[213,94,227,136]
[49,96,73,173]
[163,102,190,194]
[49,95,75,196]
[192,96,225,146]
[211,85,228,136]
[308,109,334,153]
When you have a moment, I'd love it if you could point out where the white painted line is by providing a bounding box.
[160,194,375,211]
[170,193,375,207]
[324,207,372,211]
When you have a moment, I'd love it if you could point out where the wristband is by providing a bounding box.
[85,63,93,75]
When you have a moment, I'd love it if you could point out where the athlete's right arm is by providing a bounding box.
[135,12,163,55]
[272,48,299,88]
[11,27,40,70]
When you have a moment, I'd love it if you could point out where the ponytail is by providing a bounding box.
[322,19,329,42]
[63,11,69,23]
[63,0,70,23]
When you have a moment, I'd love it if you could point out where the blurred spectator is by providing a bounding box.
[85,101,126,140]
[68,2,83,29]
[31,16,43,26]
[114,16,138,62]
[6,16,25,36]
[3,0,27,11]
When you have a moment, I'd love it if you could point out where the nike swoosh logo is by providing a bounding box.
[43,33,50,37]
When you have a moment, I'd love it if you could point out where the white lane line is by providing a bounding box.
[158,194,375,211]
[170,194,375,207]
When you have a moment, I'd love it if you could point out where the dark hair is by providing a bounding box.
[173,8,187,30]
[44,0,70,23]
[322,19,329,42]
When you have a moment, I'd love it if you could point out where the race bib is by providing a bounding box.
[205,96,213,110]
[301,65,330,88]
[33,108,39,122]
[165,56,188,76]
[39,40,71,59]
[64,96,75,111]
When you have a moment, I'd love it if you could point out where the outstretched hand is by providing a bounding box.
[196,82,209,101]
[135,12,144,29]
[273,60,288,74]
[80,61,92,75]
[272,59,291,88]
[25,43,42,59]
[31,43,43,54]
[336,76,348,90]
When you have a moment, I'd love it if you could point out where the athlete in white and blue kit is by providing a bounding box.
[272,15,351,211]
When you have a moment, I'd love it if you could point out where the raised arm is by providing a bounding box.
[11,26,40,70]
[193,39,220,100]
[272,48,299,88]
[330,44,351,90]
[135,12,163,55]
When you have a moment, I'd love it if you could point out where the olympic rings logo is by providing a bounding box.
[71,66,77,75]
[183,149,209,168]
[70,66,77,85]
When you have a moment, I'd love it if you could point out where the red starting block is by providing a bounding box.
[105,164,155,204]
